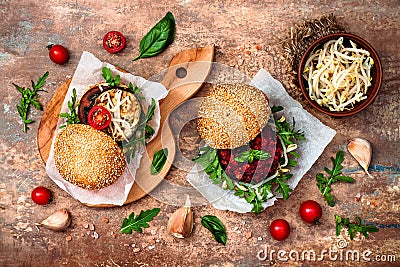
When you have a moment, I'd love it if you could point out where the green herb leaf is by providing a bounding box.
[146,98,156,122]
[271,105,284,113]
[59,88,80,128]
[123,98,157,162]
[274,114,305,147]
[192,109,303,215]
[234,149,271,164]
[128,82,141,95]
[132,12,175,61]
[101,67,120,86]
[14,71,49,132]
[145,125,155,139]
[120,208,161,234]
[201,215,227,245]
[275,175,293,200]
[334,214,379,240]
[150,148,168,175]
[316,151,354,207]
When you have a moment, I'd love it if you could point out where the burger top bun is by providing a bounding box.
[197,84,271,149]
[54,124,126,190]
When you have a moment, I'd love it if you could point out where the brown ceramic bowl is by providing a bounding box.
[298,33,382,117]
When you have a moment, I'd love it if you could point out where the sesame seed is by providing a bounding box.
[197,84,270,149]
[54,124,126,190]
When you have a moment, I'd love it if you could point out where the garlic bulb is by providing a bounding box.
[167,195,193,238]
[40,208,72,231]
[347,138,373,178]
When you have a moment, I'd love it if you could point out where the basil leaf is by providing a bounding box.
[234,150,250,163]
[132,12,175,61]
[234,149,271,164]
[201,215,227,245]
[150,148,168,175]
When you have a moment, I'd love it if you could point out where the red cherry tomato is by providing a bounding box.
[299,200,323,224]
[48,44,69,65]
[103,31,126,53]
[269,219,290,241]
[31,186,52,205]
[87,106,112,130]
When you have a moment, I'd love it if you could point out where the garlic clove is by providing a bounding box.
[40,208,72,231]
[347,138,373,178]
[167,195,193,238]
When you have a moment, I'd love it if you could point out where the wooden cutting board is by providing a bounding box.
[37,44,215,207]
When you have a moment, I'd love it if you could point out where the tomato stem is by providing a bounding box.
[314,217,321,225]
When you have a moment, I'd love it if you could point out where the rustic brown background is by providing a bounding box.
[1,0,399,266]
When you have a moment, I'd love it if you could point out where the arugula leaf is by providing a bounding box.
[132,12,175,61]
[317,151,355,207]
[146,98,156,122]
[201,215,227,245]
[101,67,120,86]
[123,98,157,162]
[275,174,293,200]
[271,105,284,113]
[144,98,156,139]
[14,72,49,132]
[234,149,271,164]
[150,148,168,175]
[128,82,141,95]
[59,88,80,128]
[145,125,155,139]
[335,214,379,240]
[120,208,161,234]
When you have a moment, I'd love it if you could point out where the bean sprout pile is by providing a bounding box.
[96,89,141,141]
[302,37,374,112]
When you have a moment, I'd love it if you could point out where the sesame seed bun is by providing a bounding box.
[197,84,270,149]
[54,124,126,190]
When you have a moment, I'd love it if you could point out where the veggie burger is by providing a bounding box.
[54,72,144,190]
[197,84,283,184]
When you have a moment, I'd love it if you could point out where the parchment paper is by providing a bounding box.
[45,51,168,206]
[186,68,336,213]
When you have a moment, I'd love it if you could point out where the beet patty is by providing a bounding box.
[217,125,283,184]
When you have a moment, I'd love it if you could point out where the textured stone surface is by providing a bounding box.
[1,1,399,266]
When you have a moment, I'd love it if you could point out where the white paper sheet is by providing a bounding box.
[186,68,336,213]
[45,51,168,206]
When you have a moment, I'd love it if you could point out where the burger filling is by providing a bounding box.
[217,125,283,184]
[95,89,141,141]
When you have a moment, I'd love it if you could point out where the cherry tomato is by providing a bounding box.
[269,219,290,241]
[48,44,69,65]
[31,186,52,205]
[103,31,126,53]
[87,105,112,130]
[299,200,323,224]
